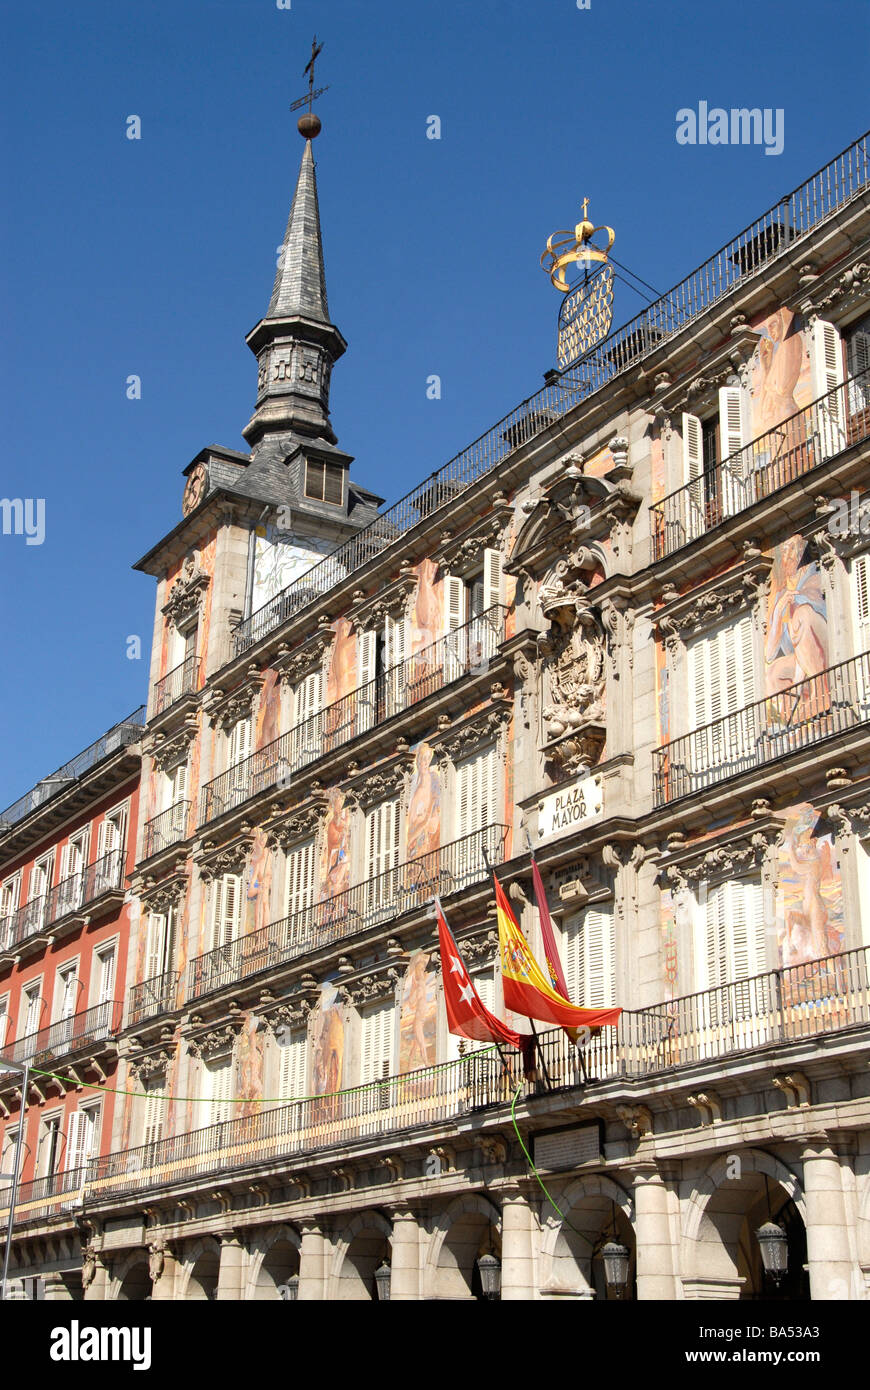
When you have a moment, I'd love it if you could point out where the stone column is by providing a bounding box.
[42,1272,73,1301]
[801,1140,856,1300]
[148,1240,180,1302]
[389,1206,421,1301]
[501,1187,536,1300]
[631,1163,678,1300]
[297,1220,330,1301]
[216,1230,246,1301]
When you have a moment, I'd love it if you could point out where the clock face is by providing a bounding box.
[182,463,207,516]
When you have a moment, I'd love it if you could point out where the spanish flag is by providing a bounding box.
[494,872,622,1032]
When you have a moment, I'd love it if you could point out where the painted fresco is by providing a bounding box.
[326,617,357,707]
[765,535,828,696]
[310,983,345,1095]
[246,828,273,934]
[320,788,351,900]
[649,432,666,508]
[660,890,679,1001]
[398,951,438,1071]
[748,307,812,436]
[255,667,281,748]
[776,804,845,969]
[237,1011,265,1116]
[406,742,441,862]
[251,528,338,612]
[411,558,443,653]
[584,445,614,480]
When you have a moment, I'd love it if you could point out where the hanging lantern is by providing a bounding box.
[374,1259,392,1301]
[756,1221,789,1283]
[476,1252,501,1301]
[601,1238,631,1298]
[278,1273,299,1301]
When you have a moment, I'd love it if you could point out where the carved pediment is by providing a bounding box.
[348,562,418,633]
[186,1020,243,1059]
[205,668,265,731]
[344,968,400,1007]
[274,621,334,689]
[145,716,199,772]
[434,493,512,578]
[346,759,409,811]
[653,541,772,653]
[163,552,211,627]
[434,699,512,763]
[138,871,187,916]
[195,836,253,880]
[264,800,326,851]
[657,822,779,893]
[799,258,870,327]
[128,1048,174,1082]
[509,456,641,581]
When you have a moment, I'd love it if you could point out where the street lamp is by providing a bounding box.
[0,1059,29,1302]
[476,1252,501,1301]
[278,1274,299,1301]
[601,1239,631,1298]
[374,1259,391,1301]
[756,1175,788,1287]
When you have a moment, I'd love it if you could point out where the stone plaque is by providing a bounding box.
[537,774,603,840]
[535,1124,601,1173]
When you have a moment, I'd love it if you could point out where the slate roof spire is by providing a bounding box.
[266,139,331,325]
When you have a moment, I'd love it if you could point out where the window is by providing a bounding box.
[562,904,616,1009]
[66,1103,100,1174]
[29,852,54,903]
[0,874,20,932]
[56,963,78,1022]
[144,907,175,982]
[210,874,242,950]
[38,1112,63,1179]
[686,614,756,777]
[278,1029,307,1102]
[95,806,127,892]
[365,797,402,910]
[60,829,88,885]
[456,745,499,841]
[845,321,870,416]
[0,994,9,1048]
[94,945,117,1007]
[462,972,496,1055]
[226,717,252,771]
[697,876,767,1025]
[443,549,503,680]
[1,1126,20,1181]
[141,1083,167,1148]
[381,611,409,716]
[360,1001,395,1087]
[21,982,41,1038]
[284,838,316,922]
[289,671,322,766]
[304,458,344,506]
[851,554,870,705]
[811,320,846,459]
[202,1057,234,1127]
[164,760,190,842]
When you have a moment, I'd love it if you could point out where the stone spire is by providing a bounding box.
[243,132,346,451]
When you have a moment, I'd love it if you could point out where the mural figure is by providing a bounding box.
[405,743,441,864]
[398,951,438,1072]
[255,668,281,749]
[754,308,805,432]
[777,807,845,969]
[311,984,345,1095]
[325,618,357,745]
[246,829,272,934]
[320,788,351,901]
[765,538,828,695]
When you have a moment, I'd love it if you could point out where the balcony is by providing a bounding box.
[152,655,200,718]
[127,970,180,1029]
[187,822,510,1003]
[651,370,870,561]
[200,606,507,828]
[228,133,868,660]
[0,999,122,1080]
[653,651,870,806]
[141,801,192,861]
[9,940,862,1221]
[0,851,126,957]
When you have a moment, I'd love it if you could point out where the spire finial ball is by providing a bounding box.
[297,112,322,139]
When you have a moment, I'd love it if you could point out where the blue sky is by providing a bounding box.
[0,0,867,806]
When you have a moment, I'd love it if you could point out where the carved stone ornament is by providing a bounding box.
[128,1048,173,1082]
[435,702,512,763]
[458,930,498,968]
[139,872,187,917]
[162,553,211,627]
[345,760,409,812]
[81,1245,97,1289]
[824,798,870,844]
[274,627,333,689]
[349,568,418,633]
[264,802,325,851]
[687,1091,723,1125]
[799,259,870,326]
[148,1240,167,1283]
[535,579,607,773]
[145,717,198,772]
[657,824,778,892]
[434,499,511,579]
[186,1021,243,1060]
[344,968,400,1007]
[615,1104,653,1139]
[654,541,772,653]
[195,837,253,881]
[206,670,264,733]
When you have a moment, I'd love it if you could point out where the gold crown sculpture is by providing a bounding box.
[541,198,615,293]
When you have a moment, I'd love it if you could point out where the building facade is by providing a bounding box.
[0,709,144,1298]
[2,124,870,1301]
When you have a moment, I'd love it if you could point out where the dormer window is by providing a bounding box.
[304,458,344,506]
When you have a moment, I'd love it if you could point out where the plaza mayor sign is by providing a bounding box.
[538,773,603,839]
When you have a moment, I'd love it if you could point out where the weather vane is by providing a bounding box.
[290,35,330,138]
[542,197,616,369]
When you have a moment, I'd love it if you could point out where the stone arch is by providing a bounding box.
[178,1236,221,1302]
[681,1149,807,1300]
[327,1210,393,1302]
[107,1249,152,1302]
[246,1223,302,1301]
[422,1193,502,1301]
[538,1174,634,1300]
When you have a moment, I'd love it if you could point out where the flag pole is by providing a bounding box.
[433,893,514,1084]
[484,842,551,1091]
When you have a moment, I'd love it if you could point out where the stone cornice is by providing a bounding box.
[347,563,418,632]
[796,254,870,328]
[262,799,326,851]
[653,541,772,652]
[344,756,410,811]
[135,868,188,914]
[185,1018,245,1059]
[656,816,781,892]
[432,694,512,764]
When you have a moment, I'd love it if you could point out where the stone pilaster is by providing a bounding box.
[297,1219,330,1301]
[388,1206,421,1301]
[501,1188,536,1300]
[216,1230,246,1301]
[630,1163,678,1300]
[801,1140,856,1300]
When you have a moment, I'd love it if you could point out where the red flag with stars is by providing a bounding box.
[435,898,531,1053]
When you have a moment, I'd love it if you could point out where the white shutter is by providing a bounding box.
[689,615,756,732]
[365,799,402,893]
[444,576,467,680]
[227,717,252,769]
[465,973,494,1053]
[562,905,616,1008]
[278,1031,307,1099]
[285,838,316,920]
[142,1086,166,1146]
[168,760,188,807]
[483,548,503,613]
[145,913,168,979]
[681,412,703,483]
[96,948,116,1004]
[456,746,498,838]
[847,330,870,414]
[22,987,41,1036]
[361,1001,395,1083]
[211,874,242,949]
[295,671,322,725]
[357,629,377,732]
[853,555,870,637]
[0,998,9,1048]
[703,878,765,989]
[66,1105,98,1173]
[97,810,124,860]
[58,966,77,1020]
[383,614,409,714]
[812,319,846,459]
[718,387,745,461]
[205,1058,234,1126]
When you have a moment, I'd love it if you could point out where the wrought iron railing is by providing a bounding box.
[46,870,86,924]
[201,607,506,826]
[230,132,869,657]
[651,370,870,560]
[0,1166,88,1227]
[0,853,127,954]
[188,823,510,1002]
[80,850,125,904]
[6,941,863,1219]
[152,656,200,717]
[0,1000,121,1078]
[127,970,180,1029]
[0,708,145,834]
[653,651,870,805]
[141,802,192,860]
